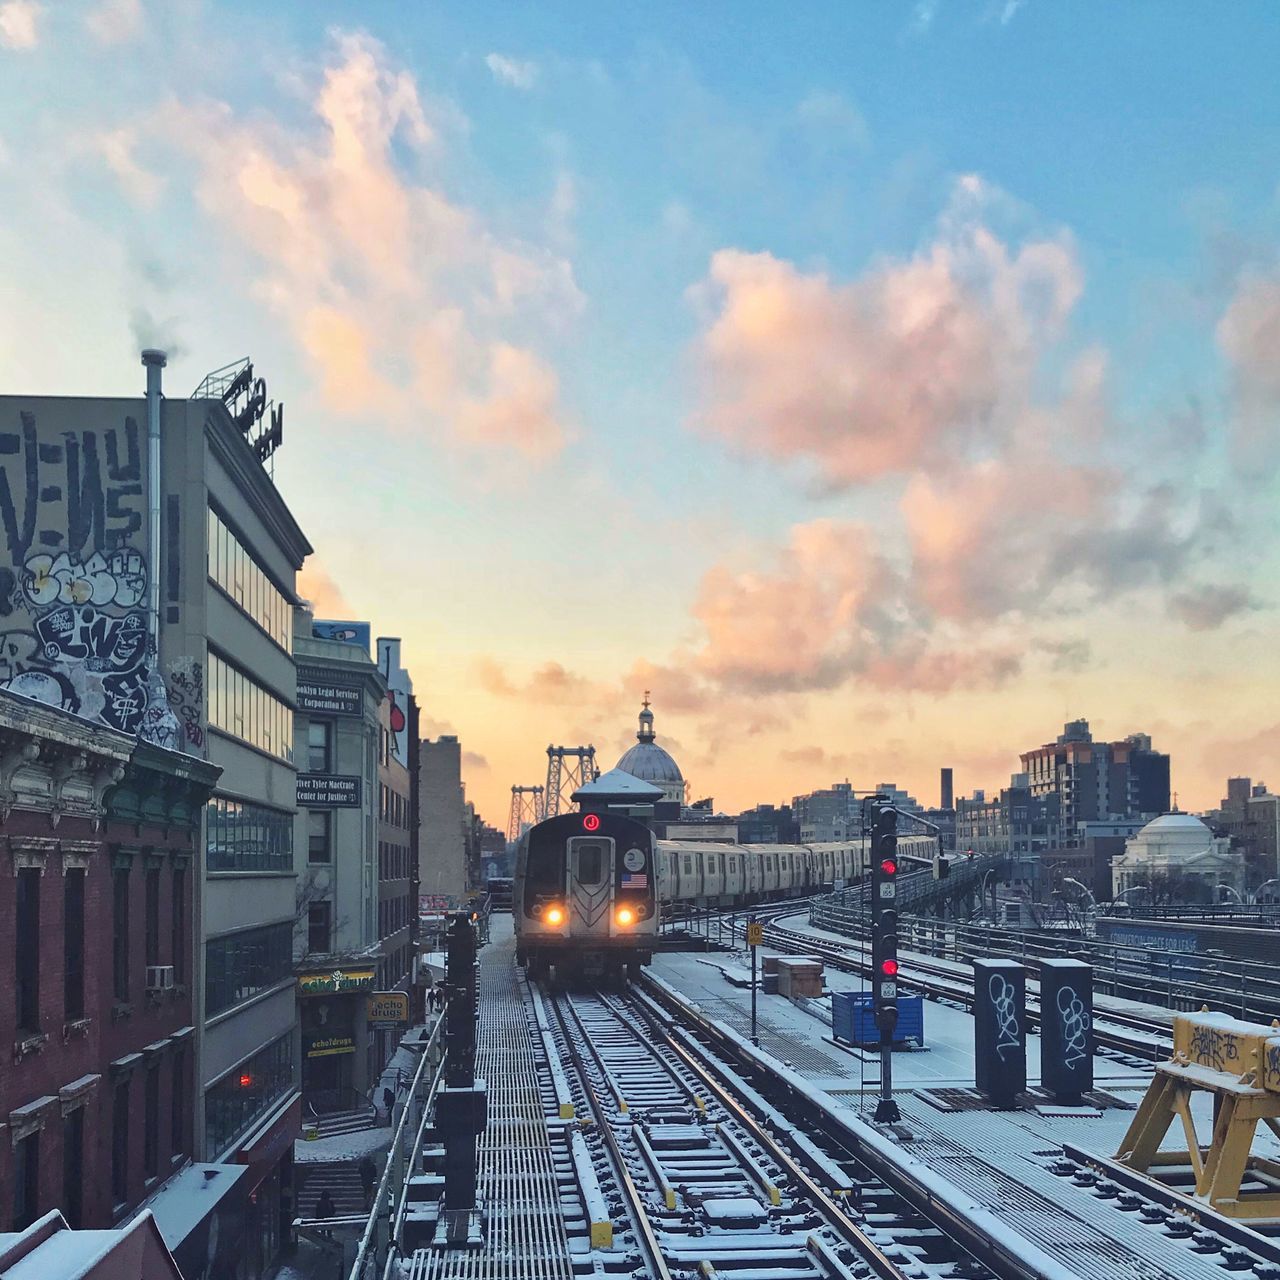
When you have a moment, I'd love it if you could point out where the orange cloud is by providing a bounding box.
[690,180,1081,486]
[297,560,353,617]
[1218,272,1280,472]
[153,30,578,460]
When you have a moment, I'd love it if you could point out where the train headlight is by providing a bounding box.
[615,906,635,928]
[545,904,565,926]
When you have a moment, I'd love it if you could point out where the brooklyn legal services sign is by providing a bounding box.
[296,677,363,717]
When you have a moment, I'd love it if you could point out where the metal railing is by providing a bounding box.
[347,1014,447,1280]
[809,896,1280,1024]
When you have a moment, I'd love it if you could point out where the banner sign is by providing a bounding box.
[298,968,376,996]
[367,991,410,1028]
[297,774,362,807]
[312,620,371,652]
[296,677,363,717]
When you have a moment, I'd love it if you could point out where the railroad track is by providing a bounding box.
[537,979,1022,1280]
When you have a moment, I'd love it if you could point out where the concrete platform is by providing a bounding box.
[652,931,1280,1280]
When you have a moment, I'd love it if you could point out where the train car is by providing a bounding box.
[515,810,658,980]
[485,876,514,912]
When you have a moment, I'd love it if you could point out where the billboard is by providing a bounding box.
[313,619,371,652]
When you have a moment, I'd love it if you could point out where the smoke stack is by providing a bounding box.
[941,767,954,811]
[141,349,167,647]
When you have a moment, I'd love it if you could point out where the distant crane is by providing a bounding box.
[507,785,544,843]
[542,745,598,819]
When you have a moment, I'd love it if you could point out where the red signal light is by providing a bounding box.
[880,959,899,978]
[583,813,601,832]
[880,859,897,876]
[239,1073,253,1089]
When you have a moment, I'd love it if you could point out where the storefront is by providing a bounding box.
[298,966,377,1110]
[235,1094,301,1279]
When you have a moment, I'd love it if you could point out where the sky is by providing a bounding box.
[1,0,1278,829]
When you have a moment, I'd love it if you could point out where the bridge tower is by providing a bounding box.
[543,745,598,819]
[507,785,544,843]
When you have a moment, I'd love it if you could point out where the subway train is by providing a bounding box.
[514,809,936,979]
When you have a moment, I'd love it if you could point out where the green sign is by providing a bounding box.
[298,968,376,996]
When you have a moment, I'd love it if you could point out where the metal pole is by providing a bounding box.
[750,924,759,1047]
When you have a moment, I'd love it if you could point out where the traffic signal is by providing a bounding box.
[869,802,899,1034]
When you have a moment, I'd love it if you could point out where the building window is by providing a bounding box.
[206,796,293,873]
[112,1081,129,1207]
[16,868,39,1035]
[144,1066,160,1181]
[308,721,331,772]
[204,1035,293,1158]
[64,868,85,1022]
[308,811,331,864]
[205,922,294,1018]
[13,1132,38,1230]
[113,867,130,1002]
[307,901,332,954]
[206,506,293,652]
[172,1050,187,1158]
[172,868,185,982]
[207,651,294,763]
[145,867,160,968]
[62,1108,83,1228]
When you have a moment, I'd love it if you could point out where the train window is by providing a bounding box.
[575,840,605,885]
[683,855,693,873]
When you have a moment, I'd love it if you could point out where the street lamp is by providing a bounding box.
[1255,878,1280,905]
[1106,885,1150,915]
[1216,882,1243,905]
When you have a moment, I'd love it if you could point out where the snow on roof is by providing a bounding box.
[139,1163,249,1248]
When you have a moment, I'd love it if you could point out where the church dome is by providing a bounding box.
[616,698,684,802]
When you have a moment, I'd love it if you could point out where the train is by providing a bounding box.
[514,808,937,979]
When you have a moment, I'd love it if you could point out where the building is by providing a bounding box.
[955,773,1059,888]
[1111,812,1244,901]
[1040,820,1146,902]
[1212,777,1280,887]
[1020,719,1170,830]
[420,735,467,900]
[0,693,218,1238]
[1,355,311,1276]
[792,783,861,842]
[0,1209,185,1280]
[616,699,685,808]
[735,804,800,845]
[290,616,387,1109]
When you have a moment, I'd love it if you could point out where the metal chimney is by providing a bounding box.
[142,349,166,649]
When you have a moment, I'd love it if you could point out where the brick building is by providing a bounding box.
[0,692,218,1233]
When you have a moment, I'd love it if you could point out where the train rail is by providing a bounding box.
[529,973,1126,1280]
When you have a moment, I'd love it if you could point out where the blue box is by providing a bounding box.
[832,991,924,1047]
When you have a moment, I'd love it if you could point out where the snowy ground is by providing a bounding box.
[294,1123,393,1165]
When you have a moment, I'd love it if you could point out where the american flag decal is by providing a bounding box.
[621,872,648,888]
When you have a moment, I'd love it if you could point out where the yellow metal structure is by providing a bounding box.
[1116,1010,1280,1220]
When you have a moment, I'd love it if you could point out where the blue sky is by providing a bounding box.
[1,0,1277,822]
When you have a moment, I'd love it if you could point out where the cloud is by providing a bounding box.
[794,90,869,153]
[97,128,164,205]
[475,659,612,707]
[485,52,537,90]
[129,306,186,362]
[462,750,490,771]
[0,0,39,48]
[689,180,1081,487]
[1039,638,1092,673]
[297,559,353,617]
[1168,584,1257,631]
[1218,272,1280,471]
[781,745,839,767]
[146,30,578,459]
[85,0,142,44]
[909,0,940,35]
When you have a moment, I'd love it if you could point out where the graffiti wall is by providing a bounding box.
[0,404,179,746]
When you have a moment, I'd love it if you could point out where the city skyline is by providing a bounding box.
[2,2,1277,823]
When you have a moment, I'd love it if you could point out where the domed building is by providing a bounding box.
[616,697,686,807]
[1111,812,1244,900]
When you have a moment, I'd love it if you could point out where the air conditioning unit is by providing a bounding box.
[146,965,175,992]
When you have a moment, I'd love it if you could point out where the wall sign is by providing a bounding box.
[297,774,362,807]
[296,677,362,717]
[298,968,376,996]
[312,620,371,652]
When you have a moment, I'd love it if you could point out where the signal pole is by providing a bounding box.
[869,797,901,1124]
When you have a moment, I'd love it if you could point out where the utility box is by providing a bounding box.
[974,958,1026,1107]
[832,992,924,1047]
[776,957,824,998]
[1038,959,1093,1102]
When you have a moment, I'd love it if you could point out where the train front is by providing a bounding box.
[515,810,658,980]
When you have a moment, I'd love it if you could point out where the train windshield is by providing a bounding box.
[573,839,607,885]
